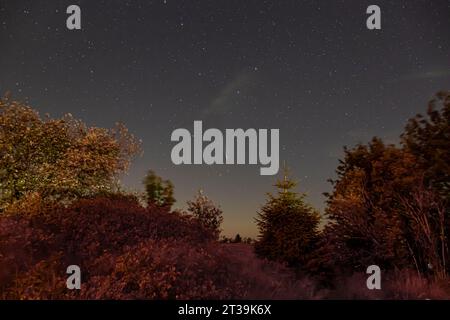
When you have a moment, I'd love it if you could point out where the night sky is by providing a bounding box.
[1,0,449,237]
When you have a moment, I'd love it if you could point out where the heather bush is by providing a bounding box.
[327,269,449,300]
[79,240,241,299]
[2,195,450,299]
[0,195,214,298]
[220,244,326,299]
[0,195,324,299]
[0,216,54,292]
[2,254,68,300]
[383,270,448,300]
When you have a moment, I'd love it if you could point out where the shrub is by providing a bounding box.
[328,269,449,300]
[0,216,54,292]
[2,195,448,299]
[0,195,323,299]
[0,195,214,298]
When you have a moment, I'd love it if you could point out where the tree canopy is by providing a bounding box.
[321,91,450,278]
[401,90,450,201]
[0,98,141,211]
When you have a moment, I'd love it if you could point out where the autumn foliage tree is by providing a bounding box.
[0,97,141,212]
[399,183,448,279]
[322,139,420,271]
[320,91,450,279]
[401,91,450,203]
[255,169,321,267]
[399,91,450,278]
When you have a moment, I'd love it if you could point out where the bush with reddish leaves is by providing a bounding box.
[0,195,214,298]
[2,195,449,299]
[0,195,305,299]
[79,240,239,299]
[41,196,213,269]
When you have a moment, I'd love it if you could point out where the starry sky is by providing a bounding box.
[1,0,449,237]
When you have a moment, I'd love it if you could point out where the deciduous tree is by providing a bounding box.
[143,170,175,210]
[0,97,141,212]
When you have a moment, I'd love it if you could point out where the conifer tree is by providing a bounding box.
[233,234,242,243]
[255,168,321,267]
[187,190,223,239]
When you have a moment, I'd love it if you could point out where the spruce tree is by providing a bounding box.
[233,234,242,243]
[255,168,321,267]
[187,190,223,239]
